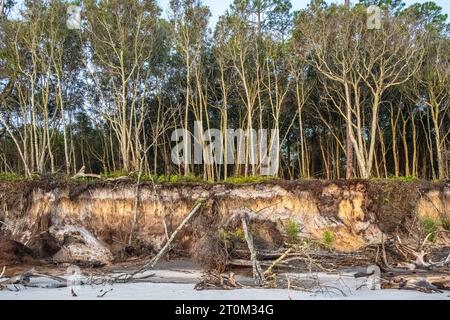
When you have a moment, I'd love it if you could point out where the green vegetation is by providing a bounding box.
[0,1,449,181]
[0,172,25,182]
[386,176,420,183]
[419,216,450,242]
[421,217,439,242]
[139,174,167,183]
[221,227,251,243]
[285,219,300,244]
[232,228,246,242]
[370,176,421,185]
[224,176,278,184]
[97,172,203,184]
[323,230,334,247]
[100,170,130,179]
[441,218,450,232]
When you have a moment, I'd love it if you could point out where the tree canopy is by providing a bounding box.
[0,0,449,181]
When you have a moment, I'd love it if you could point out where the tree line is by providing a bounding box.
[0,0,449,181]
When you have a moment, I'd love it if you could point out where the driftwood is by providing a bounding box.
[229,259,290,268]
[131,201,205,276]
[0,266,4,291]
[220,207,268,285]
[382,272,450,293]
[273,273,350,297]
[71,167,132,181]
[97,288,114,298]
[195,272,243,291]
[0,269,68,289]
[0,220,12,231]
[106,176,131,182]
[241,214,265,286]
[233,248,369,268]
[71,166,101,180]
[83,270,155,286]
[362,236,450,293]
[264,248,293,277]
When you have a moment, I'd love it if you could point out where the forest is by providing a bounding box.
[0,0,449,181]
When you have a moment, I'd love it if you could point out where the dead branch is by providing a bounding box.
[234,248,288,260]
[97,288,114,298]
[1,269,68,289]
[27,270,67,284]
[131,200,205,276]
[382,273,450,293]
[231,246,369,274]
[71,166,101,180]
[229,259,297,270]
[381,235,393,269]
[264,248,293,277]
[0,220,11,231]
[106,176,131,182]
[195,272,243,291]
[241,214,265,286]
[281,273,349,297]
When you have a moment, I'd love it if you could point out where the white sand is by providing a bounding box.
[1,270,449,300]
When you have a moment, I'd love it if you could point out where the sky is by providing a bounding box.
[157,0,450,23]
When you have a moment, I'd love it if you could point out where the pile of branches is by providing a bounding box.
[194,204,450,295]
[194,272,242,291]
[230,246,371,273]
[374,234,450,293]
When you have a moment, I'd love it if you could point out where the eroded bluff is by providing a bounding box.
[0,180,449,265]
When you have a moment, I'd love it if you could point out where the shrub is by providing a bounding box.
[0,172,25,182]
[421,217,439,242]
[323,230,334,247]
[233,228,246,242]
[440,217,450,232]
[285,219,300,244]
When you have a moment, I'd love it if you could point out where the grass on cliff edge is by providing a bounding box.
[0,172,26,182]
[0,171,204,184]
[0,171,281,185]
[0,173,445,186]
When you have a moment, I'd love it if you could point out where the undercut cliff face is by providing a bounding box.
[0,180,449,265]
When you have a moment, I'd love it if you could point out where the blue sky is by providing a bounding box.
[157,0,450,23]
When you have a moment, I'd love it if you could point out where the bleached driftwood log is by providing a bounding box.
[241,214,265,286]
[0,269,68,289]
[71,166,101,180]
[50,225,113,267]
